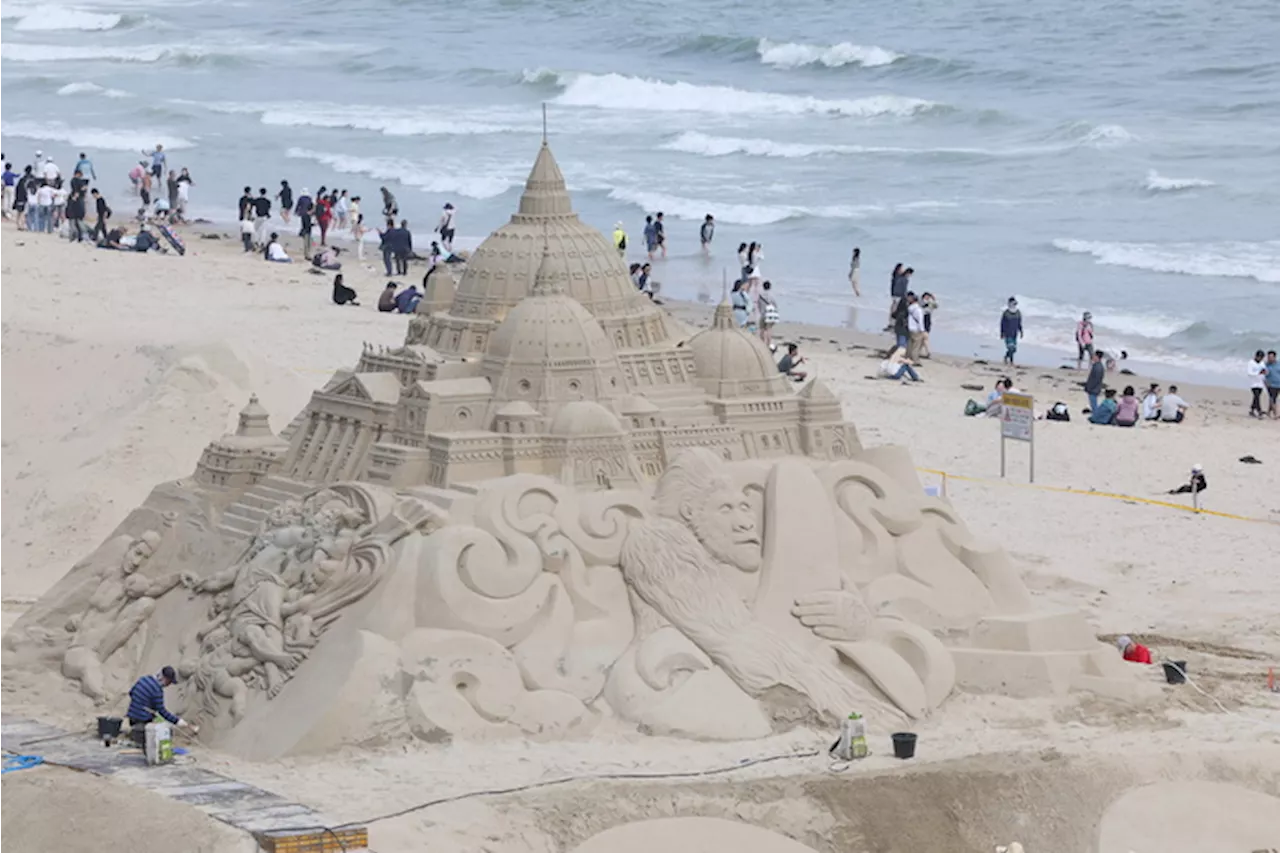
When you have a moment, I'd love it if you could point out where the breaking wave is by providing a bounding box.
[2,43,247,65]
[1143,170,1215,192]
[1044,121,1136,149]
[57,81,132,98]
[9,6,128,30]
[0,120,194,151]
[756,38,903,69]
[536,70,938,117]
[662,131,1013,159]
[199,101,521,137]
[1052,238,1280,283]
[285,148,517,199]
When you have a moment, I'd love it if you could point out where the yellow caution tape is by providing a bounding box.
[916,467,1280,526]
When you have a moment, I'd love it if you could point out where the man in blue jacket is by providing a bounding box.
[127,665,198,743]
[999,297,1023,366]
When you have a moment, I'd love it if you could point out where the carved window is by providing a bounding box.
[518,379,532,394]
[568,379,581,393]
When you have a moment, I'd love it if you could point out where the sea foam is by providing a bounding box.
[756,38,902,69]
[546,71,936,117]
[1053,238,1280,283]
[11,6,123,31]
[1143,170,1215,192]
[0,120,194,151]
[285,148,517,199]
[57,81,132,98]
[202,102,519,137]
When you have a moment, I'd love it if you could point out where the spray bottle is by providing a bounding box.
[832,711,869,761]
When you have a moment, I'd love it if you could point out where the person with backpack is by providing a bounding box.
[613,222,627,257]
[757,280,779,349]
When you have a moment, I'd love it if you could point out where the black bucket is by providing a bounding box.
[97,716,123,739]
[891,732,918,759]
[1163,661,1187,685]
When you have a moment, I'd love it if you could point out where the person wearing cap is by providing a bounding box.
[1075,311,1095,369]
[126,666,198,738]
[1167,464,1207,495]
[1116,636,1153,664]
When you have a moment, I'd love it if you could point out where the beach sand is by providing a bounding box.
[2,222,1278,851]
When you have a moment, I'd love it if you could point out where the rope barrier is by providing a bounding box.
[916,467,1280,526]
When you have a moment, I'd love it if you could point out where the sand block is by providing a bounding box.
[966,610,1099,653]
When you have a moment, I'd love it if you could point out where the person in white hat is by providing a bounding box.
[1167,464,1206,495]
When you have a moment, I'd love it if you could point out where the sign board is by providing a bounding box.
[1000,393,1034,442]
[999,392,1034,482]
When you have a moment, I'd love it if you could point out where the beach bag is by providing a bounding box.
[1046,401,1070,421]
[964,399,983,417]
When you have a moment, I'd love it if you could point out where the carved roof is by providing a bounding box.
[550,401,625,437]
[686,297,792,399]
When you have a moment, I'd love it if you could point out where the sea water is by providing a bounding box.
[2,0,1276,382]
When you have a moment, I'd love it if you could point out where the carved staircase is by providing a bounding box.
[217,476,314,541]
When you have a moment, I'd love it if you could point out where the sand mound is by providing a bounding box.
[1098,781,1280,853]
[571,817,819,853]
[0,764,255,853]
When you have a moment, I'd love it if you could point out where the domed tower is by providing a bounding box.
[686,298,793,400]
[480,243,627,424]
[421,141,676,357]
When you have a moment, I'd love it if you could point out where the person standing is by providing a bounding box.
[919,291,937,358]
[396,219,413,275]
[65,181,87,242]
[252,188,272,250]
[654,211,667,258]
[379,218,397,276]
[757,280,779,348]
[886,263,907,330]
[315,192,333,246]
[34,180,55,233]
[144,144,166,181]
[1247,349,1267,418]
[746,242,764,301]
[42,156,60,185]
[891,293,910,352]
[351,195,365,259]
[1263,350,1279,419]
[1000,297,1023,366]
[643,215,658,260]
[612,222,627,258]
[700,214,715,254]
[75,151,96,181]
[1075,311,1095,369]
[906,292,926,362]
[277,180,293,224]
[90,188,111,241]
[435,203,456,252]
[737,242,750,280]
[335,190,350,232]
[237,186,254,221]
[166,170,180,213]
[1084,349,1106,412]
[2,162,17,218]
[240,209,255,252]
[175,168,192,222]
[138,168,153,212]
[13,167,33,230]
[848,247,861,297]
[295,188,314,260]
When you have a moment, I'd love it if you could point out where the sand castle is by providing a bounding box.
[3,141,1146,760]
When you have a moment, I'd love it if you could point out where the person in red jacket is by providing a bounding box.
[1116,635,1153,664]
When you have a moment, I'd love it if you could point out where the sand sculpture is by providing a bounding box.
[3,140,1144,760]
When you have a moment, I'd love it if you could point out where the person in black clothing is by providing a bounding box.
[331,273,359,306]
[90,189,112,241]
[1167,465,1207,495]
[13,165,33,230]
[65,182,87,242]
[277,180,293,224]
[69,169,89,196]
[379,218,398,276]
[252,188,272,249]
[396,219,413,275]
[237,186,254,221]
[296,192,315,259]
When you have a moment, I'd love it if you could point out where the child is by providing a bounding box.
[240,211,254,253]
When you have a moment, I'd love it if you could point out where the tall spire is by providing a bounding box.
[712,268,734,329]
[516,135,573,219]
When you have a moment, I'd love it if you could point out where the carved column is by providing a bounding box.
[323,420,358,482]
[300,416,334,481]
[343,424,375,480]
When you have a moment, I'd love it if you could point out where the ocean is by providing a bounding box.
[2,0,1277,382]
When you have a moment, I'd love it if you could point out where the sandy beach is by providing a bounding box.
[3,220,1279,851]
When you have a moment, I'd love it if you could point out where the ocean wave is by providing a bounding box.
[196,101,520,137]
[756,38,902,69]
[1,43,245,65]
[10,6,126,30]
[662,130,1009,159]
[606,186,891,226]
[285,148,517,199]
[542,71,938,118]
[1043,121,1136,149]
[1052,238,1280,284]
[0,120,194,151]
[1143,169,1215,192]
[57,81,132,98]
[1013,295,1196,340]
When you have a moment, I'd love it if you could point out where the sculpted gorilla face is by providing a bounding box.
[683,486,762,573]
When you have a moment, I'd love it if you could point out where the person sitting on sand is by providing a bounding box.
[394,284,422,314]
[1160,385,1188,423]
[982,377,1015,417]
[1141,383,1161,421]
[777,342,807,382]
[879,346,921,384]
[377,282,398,313]
[312,245,341,271]
[1113,385,1140,427]
[1116,636,1153,664]
[99,225,128,249]
[1089,388,1119,424]
[133,227,158,253]
[265,233,291,263]
[331,274,359,306]
[1167,464,1206,495]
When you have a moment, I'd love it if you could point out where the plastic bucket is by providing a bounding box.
[891,732,917,759]
[1163,661,1187,685]
[97,716,123,739]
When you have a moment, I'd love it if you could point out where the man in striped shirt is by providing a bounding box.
[127,666,198,742]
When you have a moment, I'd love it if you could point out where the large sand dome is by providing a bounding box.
[430,141,674,356]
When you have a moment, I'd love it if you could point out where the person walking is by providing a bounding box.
[90,188,111,241]
[643,215,658,260]
[906,292,926,362]
[144,144,166,182]
[1264,350,1279,419]
[74,151,96,181]
[848,247,861,297]
[1000,297,1023,365]
[277,180,293,224]
[700,214,715,254]
[1084,349,1106,412]
[295,189,315,260]
[1075,311,1095,369]
[1247,349,1267,418]
[654,211,667,258]
[435,203,456,252]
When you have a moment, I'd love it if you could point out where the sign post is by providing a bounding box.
[999,392,1035,482]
